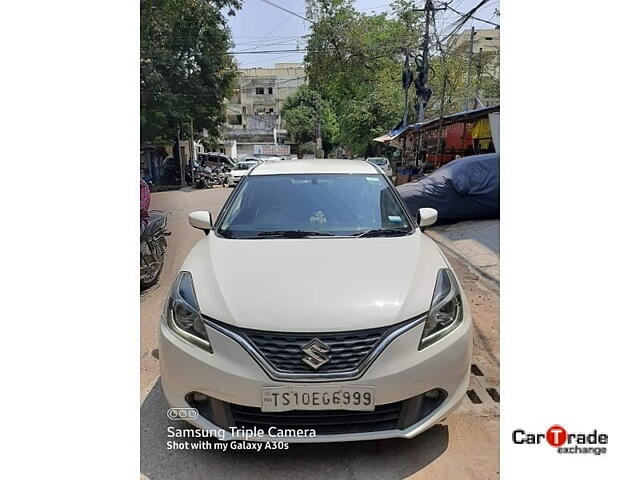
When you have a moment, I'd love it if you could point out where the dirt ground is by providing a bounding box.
[140,188,500,480]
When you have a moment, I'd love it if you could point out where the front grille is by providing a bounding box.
[229,402,403,435]
[226,324,392,374]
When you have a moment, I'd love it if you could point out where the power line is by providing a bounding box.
[257,0,313,23]
[232,48,308,55]
[233,34,307,40]
[143,48,310,55]
[232,39,308,52]
[446,4,500,27]
[259,12,292,41]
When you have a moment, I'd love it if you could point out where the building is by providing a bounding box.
[222,63,307,159]
[451,27,500,108]
[451,27,500,56]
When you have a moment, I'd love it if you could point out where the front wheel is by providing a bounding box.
[140,259,163,290]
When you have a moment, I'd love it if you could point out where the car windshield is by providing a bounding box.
[368,158,388,166]
[218,174,413,239]
[234,162,256,171]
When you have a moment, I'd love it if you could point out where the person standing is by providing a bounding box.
[140,178,150,233]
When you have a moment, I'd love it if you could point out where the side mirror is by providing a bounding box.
[189,211,213,234]
[417,208,438,228]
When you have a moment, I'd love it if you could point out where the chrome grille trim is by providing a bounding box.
[203,314,427,382]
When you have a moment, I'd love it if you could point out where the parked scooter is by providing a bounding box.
[195,164,227,188]
[195,166,216,188]
[140,210,171,289]
[217,165,231,187]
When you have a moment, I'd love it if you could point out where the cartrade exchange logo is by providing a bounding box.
[512,425,608,455]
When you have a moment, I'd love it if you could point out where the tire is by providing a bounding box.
[140,260,163,290]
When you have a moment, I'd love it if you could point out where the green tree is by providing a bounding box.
[281,85,337,153]
[303,1,499,155]
[304,0,420,156]
[140,0,242,144]
[425,38,500,117]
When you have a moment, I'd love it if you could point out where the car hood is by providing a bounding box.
[181,232,448,332]
[230,170,249,176]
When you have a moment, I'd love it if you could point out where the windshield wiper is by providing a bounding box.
[355,228,411,238]
[256,230,335,238]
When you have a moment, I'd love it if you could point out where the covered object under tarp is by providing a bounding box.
[397,153,499,223]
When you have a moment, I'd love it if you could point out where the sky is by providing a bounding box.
[228,0,500,69]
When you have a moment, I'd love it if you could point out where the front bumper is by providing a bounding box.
[159,309,472,443]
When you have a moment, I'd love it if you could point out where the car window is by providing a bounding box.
[218,174,412,238]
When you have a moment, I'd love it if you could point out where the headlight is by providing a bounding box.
[419,268,463,350]
[164,271,212,352]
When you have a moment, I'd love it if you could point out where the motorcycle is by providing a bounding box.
[140,210,171,289]
[195,165,227,188]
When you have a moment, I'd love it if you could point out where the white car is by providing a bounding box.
[226,161,258,187]
[160,159,472,443]
[366,156,393,176]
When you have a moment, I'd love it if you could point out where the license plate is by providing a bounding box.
[261,386,375,412]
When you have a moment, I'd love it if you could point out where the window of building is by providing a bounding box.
[255,87,264,94]
[268,87,273,94]
[268,108,274,114]
[242,106,247,113]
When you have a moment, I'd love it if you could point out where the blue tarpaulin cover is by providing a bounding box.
[397,153,499,224]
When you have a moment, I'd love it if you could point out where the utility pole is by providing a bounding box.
[413,1,431,123]
[189,119,195,185]
[413,1,446,122]
[402,47,412,127]
[473,47,483,109]
[464,26,475,111]
[435,73,447,168]
[419,3,430,122]
[316,97,323,158]
[175,123,185,187]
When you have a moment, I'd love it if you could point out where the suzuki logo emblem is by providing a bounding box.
[301,338,331,369]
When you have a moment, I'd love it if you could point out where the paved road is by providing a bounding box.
[429,220,499,290]
[140,188,499,480]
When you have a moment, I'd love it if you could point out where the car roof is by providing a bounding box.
[250,159,379,176]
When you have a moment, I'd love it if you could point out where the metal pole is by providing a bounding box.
[189,119,195,185]
[418,2,431,122]
[402,48,411,128]
[316,97,323,158]
[176,123,185,186]
[474,47,483,109]
[435,73,447,168]
[464,26,475,111]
